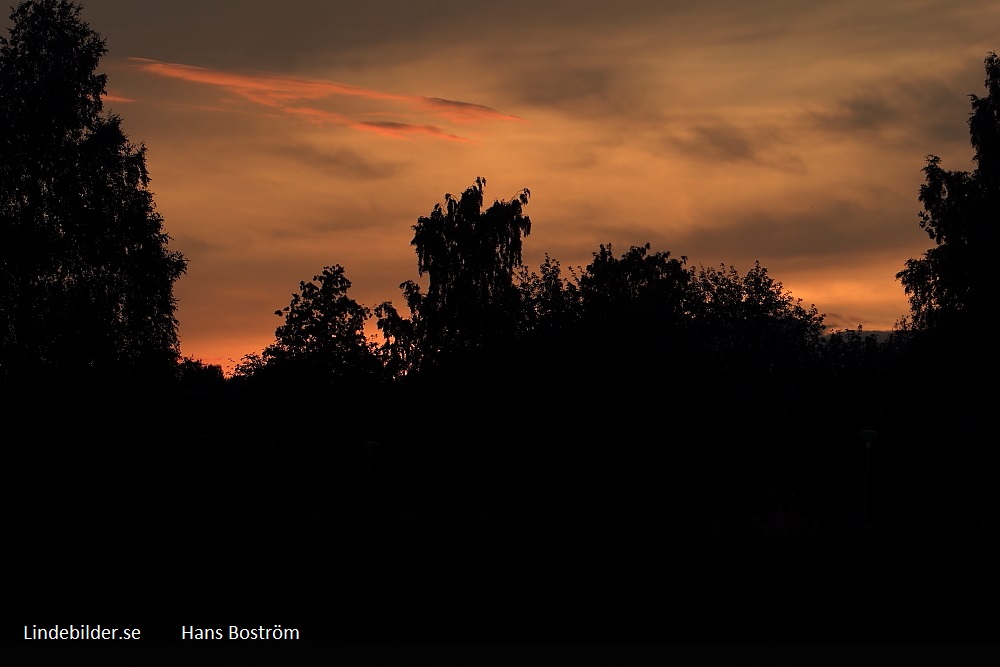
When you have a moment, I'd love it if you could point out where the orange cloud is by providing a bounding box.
[353,121,473,143]
[130,58,402,104]
[129,58,519,140]
[283,106,353,125]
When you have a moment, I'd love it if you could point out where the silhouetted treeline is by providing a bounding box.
[208,118,995,638]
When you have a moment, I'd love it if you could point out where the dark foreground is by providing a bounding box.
[4,385,996,664]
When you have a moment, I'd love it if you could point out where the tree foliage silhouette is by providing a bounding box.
[578,242,691,330]
[517,254,581,338]
[897,52,1000,331]
[569,243,691,375]
[380,177,531,371]
[566,246,824,374]
[689,262,825,371]
[0,0,186,384]
[264,264,377,382]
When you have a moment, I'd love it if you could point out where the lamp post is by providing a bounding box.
[859,430,878,530]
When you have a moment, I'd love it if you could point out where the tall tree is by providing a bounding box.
[264,264,377,382]
[897,52,1000,331]
[564,242,692,380]
[383,177,531,370]
[0,0,186,384]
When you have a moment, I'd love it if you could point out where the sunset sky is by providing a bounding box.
[12,1,999,371]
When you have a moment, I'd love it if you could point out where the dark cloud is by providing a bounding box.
[75,0,689,72]
[806,67,978,150]
[674,199,913,266]
[666,121,804,171]
[40,1,1000,79]
[811,93,900,134]
[422,97,522,122]
[273,144,404,180]
[508,64,617,109]
[501,56,662,122]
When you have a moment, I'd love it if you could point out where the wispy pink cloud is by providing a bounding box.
[129,58,520,140]
[130,58,402,105]
[284,106,353,125]
[353,121,474,143]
